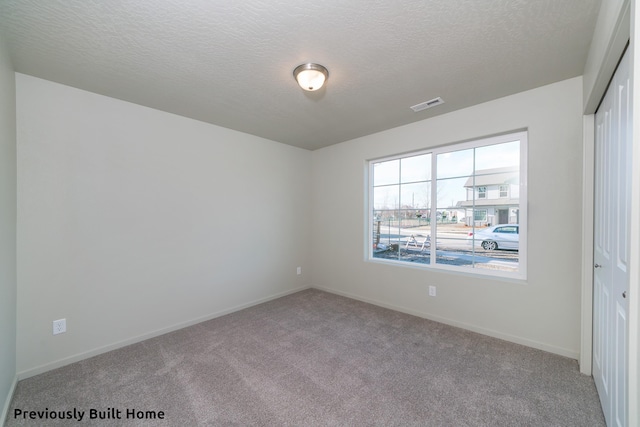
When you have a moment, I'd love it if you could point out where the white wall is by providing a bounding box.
[0,34,17,421]
[311,77,584,358]
[16,74,312,375]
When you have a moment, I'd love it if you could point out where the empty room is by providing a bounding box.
[1,1,638,426]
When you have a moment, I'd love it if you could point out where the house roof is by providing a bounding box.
[463,167,519,188]
[0,1,601,150]
[457,198,519,208]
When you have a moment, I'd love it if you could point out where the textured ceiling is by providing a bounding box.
[0,0,601,150]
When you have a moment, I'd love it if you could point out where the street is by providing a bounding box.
[374,223,519,271]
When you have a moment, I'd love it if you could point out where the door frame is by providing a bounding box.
[581,0,630,377]
[581,115,595,376]
[581,1,639,425]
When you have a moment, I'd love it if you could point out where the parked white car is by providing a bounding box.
[467,224,519,251]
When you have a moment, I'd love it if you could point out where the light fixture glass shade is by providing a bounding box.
[293,63,329,91]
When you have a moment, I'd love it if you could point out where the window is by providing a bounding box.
[474,210,487,222]
[478,186,487,199]
[495,225,518,234]
[369,131,527,279]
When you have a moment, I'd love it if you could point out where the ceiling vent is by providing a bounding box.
[410,97,444,113]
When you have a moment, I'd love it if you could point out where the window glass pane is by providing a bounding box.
[401,153,431,183]
[475,141,519,170]
[434,142,521,273]
[464,225,519,273]
[474,171,518,199]
[373,181,431,265]
[437,148,473,179]
[373,159,399,186]
[372,210,430,264]
[373,185,399,210]
[436,177,468,210]
[372,212,399,253]
[400,182,431,211]
[434,176,473,268]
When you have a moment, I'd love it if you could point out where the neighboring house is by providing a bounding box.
[457,166,519,226]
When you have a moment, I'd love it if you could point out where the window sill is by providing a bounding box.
[366,256,527,284]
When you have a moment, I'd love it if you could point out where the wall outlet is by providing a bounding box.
[53,319,66,335]
[428,286,437,297]
[296,267,302,275]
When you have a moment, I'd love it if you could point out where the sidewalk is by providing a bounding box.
[405,223,474,235]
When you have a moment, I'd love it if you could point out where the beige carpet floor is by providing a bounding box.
[6,289,605,426]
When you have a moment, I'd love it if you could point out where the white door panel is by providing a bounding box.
[594,67,613,423]
[594,49,630,427]
[614,302,627,427]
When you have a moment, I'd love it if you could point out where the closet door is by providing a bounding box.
[593,49,630,427]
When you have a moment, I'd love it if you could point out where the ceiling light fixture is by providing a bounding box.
[293,63,329,91]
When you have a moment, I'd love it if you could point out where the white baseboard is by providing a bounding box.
[17,286,311,380]
[312,285,579,360]
[16,283,578,381]
[1,376,17,426]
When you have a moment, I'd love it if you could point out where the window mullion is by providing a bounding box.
[397,161,402,258]
[430,153,437,266]
[472,148,476,265]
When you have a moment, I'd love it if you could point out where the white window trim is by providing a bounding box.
[367,131,528,280]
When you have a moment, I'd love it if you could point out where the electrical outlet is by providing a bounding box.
[296,267,302,275]
[53,319,66,335]
[428,286,436,297]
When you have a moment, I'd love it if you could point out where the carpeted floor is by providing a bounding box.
[6,289,605,426]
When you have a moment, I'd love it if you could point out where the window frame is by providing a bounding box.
[367,131,528,280]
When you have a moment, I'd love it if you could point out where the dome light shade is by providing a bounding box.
[293,63,329,91]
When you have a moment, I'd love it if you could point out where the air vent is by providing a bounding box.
[410,97,444,112]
